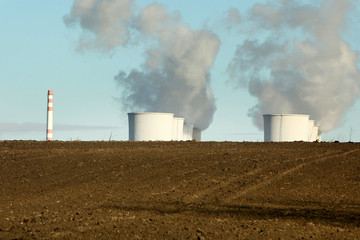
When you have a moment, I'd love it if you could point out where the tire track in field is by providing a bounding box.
[222,149,360,204]
[182,150,346,204]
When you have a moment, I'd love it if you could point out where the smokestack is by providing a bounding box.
[46,90,53,141]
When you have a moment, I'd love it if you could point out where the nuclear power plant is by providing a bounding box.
[127,112,323,142]
[263,114,322,142]
[128,112,201,141]
[44,90,322,143]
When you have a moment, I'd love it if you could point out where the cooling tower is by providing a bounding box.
[311,125,319,142]
[172,117,184,141]
[316,130,322,142]
[192,128,201,141]
[182,123,194,141]
[128,112,174,141]
[308,120,315,141]
[263,114,310,142]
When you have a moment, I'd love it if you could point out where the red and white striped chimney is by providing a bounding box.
[46,90,53,141]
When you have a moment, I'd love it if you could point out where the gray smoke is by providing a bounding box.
[227,0,360,132]
[65,1,220,130]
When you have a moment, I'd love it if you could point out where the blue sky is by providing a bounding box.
[0,0,359,141]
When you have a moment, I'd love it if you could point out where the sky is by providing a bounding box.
[0,0,359,142]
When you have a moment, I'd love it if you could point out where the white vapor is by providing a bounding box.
[65,1,220,130]
[227,0,360,132]
[64,0,133,52]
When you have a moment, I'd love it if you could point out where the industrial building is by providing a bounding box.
[128,112,201,141]
[263,114,322,142]
[127,112,322,142]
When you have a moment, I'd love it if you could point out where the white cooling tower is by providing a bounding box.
[308,120,315,141]
[192,128,201,141]
[316,130,322,142]
[311,125,319,142]
[172,117,184,141]
[182,123,194,141]
[263,114,310,142]
[128,112,174,141]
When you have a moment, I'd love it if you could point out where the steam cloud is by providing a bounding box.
[65,0,220,130]
[64,0,133,52]
[227,0,360,132]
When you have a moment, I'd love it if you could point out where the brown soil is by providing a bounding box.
[1,141,360,239]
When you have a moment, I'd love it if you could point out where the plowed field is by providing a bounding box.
[1,141,360,239]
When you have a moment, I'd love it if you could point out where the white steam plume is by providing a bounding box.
[64,0,133,52]
[117,4,220,130]
[227,0,360,132]
[65,1,220,130]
